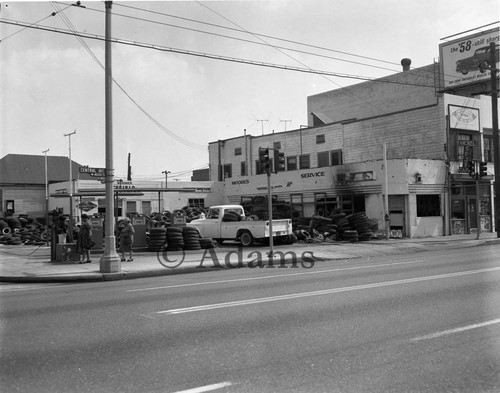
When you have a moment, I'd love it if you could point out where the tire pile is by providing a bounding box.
[291,213,376,243]
[0,216,48,246]
[182,226,201,251]
[293,216,339,242]
[166,227,184,251]
[347,212,373,241]
[147,227,167,251]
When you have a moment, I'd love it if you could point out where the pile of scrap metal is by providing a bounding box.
[293,212,378,243]
[0,215,49,246]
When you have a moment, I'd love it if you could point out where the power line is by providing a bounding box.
[112,1,403,69]
[47,2,206,151]
[0,19,436,89]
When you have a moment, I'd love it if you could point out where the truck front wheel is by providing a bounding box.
[240,231,254,247]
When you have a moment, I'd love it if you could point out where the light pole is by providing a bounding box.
[162,170,171,188]
[64,130,76,242]
[100,0,121,272]
[42,148,50,244]
[162,170,170,213]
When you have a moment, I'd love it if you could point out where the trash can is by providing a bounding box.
[55,243,80,263]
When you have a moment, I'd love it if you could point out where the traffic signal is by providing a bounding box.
[467,160,475,177]
[258,147,271,173]
[479,161,488,178]
[274,150,286,173]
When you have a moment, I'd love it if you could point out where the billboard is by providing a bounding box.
[439,27,499,89]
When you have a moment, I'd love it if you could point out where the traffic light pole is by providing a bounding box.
[475,168,481,240]
[488,42,500,238]
[267,170,274,257]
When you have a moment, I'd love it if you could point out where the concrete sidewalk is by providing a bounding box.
[1,233,499,283]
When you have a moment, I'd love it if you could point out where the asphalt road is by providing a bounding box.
[1,244,499,393]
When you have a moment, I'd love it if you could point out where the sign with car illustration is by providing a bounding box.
[439,27,499,89]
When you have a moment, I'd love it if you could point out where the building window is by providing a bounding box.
[240,161,247,176]
[287,156,297,171]
[188,198,205,208]
[273,141,281,150]
[127,200,137,214]
[484,135,494,163]
[141,201,151,216]
[331,149,343,166]
[317,151,329,167]
[223,163,232,179]
[234,147,242,156]
[416,195,440,217]
[316,134,325,144]
[299,154,310,169]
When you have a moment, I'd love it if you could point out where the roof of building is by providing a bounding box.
[0,154,95,185]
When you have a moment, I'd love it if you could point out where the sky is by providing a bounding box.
[1,0,499,181]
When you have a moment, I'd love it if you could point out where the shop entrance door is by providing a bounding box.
[467,197,477,232]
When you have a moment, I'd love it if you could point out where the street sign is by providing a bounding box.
[79,166,106,175]
[78,201,97,212]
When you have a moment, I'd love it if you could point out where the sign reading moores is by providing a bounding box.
[439,27,499,89]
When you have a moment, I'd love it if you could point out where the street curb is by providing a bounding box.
[1,238,498,284]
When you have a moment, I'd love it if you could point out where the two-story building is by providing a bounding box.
[207,28,499,238]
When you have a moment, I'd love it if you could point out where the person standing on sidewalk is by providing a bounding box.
[119,218,135,262]
[77,214,93,264]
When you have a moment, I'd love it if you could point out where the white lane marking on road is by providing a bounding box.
[157,266,500,315]
[0,284,72,293]
[127,259,429,293]
[410,318,500,342]
[172,381,232,393]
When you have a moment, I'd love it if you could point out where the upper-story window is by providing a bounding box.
[287,156,297,171]
[234,147,242,156]
[273,141,282,150]
[331,149,343,166]
[317,151,329,167]
[223,163,232,179]
[484,130,495,163]
[316,134,325,144]
[299,154,310,169]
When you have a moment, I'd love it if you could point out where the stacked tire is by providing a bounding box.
[148,227,167,251]
[199,238,215,249]
[331,214,350,239]
[182,226,201,250]
[347,213,372,241]
[342,229,359,242]
[0,219,11,235]
[166,226,184,251]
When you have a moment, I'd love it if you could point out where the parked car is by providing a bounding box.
[455,44,499,75]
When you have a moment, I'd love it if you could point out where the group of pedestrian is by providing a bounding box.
[76,214,134,263]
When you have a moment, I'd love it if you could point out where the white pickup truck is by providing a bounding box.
[187,205,293,246]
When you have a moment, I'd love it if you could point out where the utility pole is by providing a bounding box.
[100,0,121,273]
[42,148,50,244]
[64,130,76,243]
